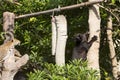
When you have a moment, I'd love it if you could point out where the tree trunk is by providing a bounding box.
[107,15,118,79]
[54,15,67,66]
[87,0,101,78]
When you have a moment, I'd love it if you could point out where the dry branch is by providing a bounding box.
[15,0,103,19]
[107,15,118,79]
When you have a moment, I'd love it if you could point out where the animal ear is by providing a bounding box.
[74,33,82,41]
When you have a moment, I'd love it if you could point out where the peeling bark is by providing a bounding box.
[51,16,57,56]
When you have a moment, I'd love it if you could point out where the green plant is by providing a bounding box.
[27,60,99,80]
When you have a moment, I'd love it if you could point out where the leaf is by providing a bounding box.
[29,17,37,22]
[111,0,115,4]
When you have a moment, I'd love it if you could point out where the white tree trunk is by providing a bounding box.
[54,15,67,66]
[107,15,118,79]
[87,0,100,77]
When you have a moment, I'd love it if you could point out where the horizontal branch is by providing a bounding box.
[15,0,103,19]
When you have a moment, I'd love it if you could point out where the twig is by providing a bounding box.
[98,4,120,23]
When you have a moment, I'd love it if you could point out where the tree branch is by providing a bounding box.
[15,0,103,19]
[97,4,120,23]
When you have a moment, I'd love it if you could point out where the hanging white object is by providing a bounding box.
[55,15,67,66]
[51,16,57,56]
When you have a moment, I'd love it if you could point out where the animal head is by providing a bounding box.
[3,38,20,48]
[11,38,20,46]
[74,32,89,43]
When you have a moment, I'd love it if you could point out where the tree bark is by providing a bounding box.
[54,15,67,66]
[87,0,101,78]
[3,12,15,43]
[107,15,118,79]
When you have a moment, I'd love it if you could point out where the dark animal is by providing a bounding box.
[72,32,97,60]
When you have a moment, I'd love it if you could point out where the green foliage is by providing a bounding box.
[11,0,89,65]
[27,60,99,80]
[99,1,120,79]
[100,68,113,80]
[111,0,115,4]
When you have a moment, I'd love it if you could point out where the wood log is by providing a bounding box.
[55,15,67,66]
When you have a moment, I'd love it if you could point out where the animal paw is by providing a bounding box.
[92,36,97,41]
